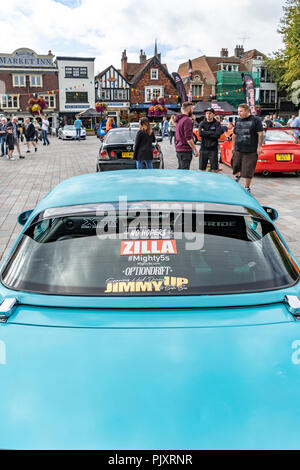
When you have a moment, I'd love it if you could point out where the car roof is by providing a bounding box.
[29,170,266,219]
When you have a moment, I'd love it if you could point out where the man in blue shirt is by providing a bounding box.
[291,110,300,140]
[74,115,82,142]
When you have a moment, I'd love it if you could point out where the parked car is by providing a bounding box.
[96,128,164,172]
[1,170,300,449]
[220,127,300,175]
[58,125,86,140]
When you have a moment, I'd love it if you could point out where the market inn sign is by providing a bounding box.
[0,48,54,68]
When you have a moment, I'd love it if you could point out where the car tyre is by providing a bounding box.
[296,170,300,176]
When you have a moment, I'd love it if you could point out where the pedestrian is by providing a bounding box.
[74,114,82,142]
[263,115,273,128]
[169,115,176,145]
[287,115,295,127]
[0,117,8,157]
[161,116,169,139]
[198,108,223,173]
[106,117,115,132]
[40,113,50,145]
[24,117,37,153]
[291,110,300,140]
[10,116,25,158]
[5,125,15,160]
[231,103,264,193]
[33,119,40,143]
[175,102,199,170]
[133,117,156,169]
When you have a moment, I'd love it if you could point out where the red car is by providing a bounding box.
[220,127,300,176]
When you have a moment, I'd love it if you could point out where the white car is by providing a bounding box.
[58,125,86,140]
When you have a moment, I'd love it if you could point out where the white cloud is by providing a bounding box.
[0,0,285,75]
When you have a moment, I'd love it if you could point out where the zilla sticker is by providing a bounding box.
[120,240,177,256]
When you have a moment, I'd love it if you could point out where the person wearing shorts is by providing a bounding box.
[198,108,223,172]
[24,117,37,153]
[231,104,264,193]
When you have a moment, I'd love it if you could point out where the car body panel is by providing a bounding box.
[1,170,300,449]
[1,304,300,449]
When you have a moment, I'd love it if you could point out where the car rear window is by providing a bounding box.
[105,130,138,144]
[1,202,299,296]
[265,130,295,142]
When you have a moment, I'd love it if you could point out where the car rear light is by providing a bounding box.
[110,151,115,157]
[100,150,109,159]
[153,149,160,159]
[257,159,268,162]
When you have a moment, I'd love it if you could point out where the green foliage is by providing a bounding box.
[264,0,300,92]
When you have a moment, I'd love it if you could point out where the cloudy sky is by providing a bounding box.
[0,0,286,74]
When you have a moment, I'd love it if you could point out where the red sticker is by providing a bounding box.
[120,240,177,256]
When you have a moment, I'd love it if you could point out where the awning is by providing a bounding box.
[79,108,101,117]
[193,101,238,115]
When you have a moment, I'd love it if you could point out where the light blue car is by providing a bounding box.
[0,170,300,450]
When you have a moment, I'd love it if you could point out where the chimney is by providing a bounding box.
[234,45,244,58]
[220,48,228,58]
[121,49,128,78]
[139,49,147,64]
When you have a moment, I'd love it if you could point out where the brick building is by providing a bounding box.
[0,48,59,126]
[121,44,179,120]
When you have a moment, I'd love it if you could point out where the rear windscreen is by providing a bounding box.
[1,203,299,296]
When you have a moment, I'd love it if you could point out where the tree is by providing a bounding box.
[264,0,300,93]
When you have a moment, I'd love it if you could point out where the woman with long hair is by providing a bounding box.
[133,117,156,169]
[169,115,176,145]
[106,117,115,132]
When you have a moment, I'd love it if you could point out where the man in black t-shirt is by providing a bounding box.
[232,103,264,193]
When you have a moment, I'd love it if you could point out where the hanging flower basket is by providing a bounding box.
[27,97,48,116]
[148,97,167,117]
[95,102,107,113]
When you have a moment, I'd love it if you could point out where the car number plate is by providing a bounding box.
[276,153,291,161]
[122,152,134,159]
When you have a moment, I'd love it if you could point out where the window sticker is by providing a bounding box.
[104,276,189,293]
[120,240,177,256]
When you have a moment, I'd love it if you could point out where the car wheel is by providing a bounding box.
[296,170,300,176]
[160,158,165,169]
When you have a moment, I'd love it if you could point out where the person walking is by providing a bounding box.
[161,116,169,139]
[5,125,16,160]
[198,108,223,173]
[74,115,82,142]
[133,117,156,169]
[10,116,25,158]
[0,117,8,157]
[40,113,50,145]
[24,117,37,153]
[33,119,40,143]
[287,115,295,127]
[231,103,264,193]
[175,102,199,169]
[169,115,176,145]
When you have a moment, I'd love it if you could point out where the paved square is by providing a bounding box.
[0,135,299,264]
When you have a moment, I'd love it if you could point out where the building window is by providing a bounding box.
[65,67,88,78]
[40,94,56,108]
[145,86,164,102]
[113,89,128,100]
[150,69,158,80]
[13,75,25,87]
[66,92,88,103]
[2,95,19,109]
[30,75,42,87]
[192,85,202,98]
[100,89,111,100]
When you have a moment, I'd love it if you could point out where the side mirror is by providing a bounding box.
[156,136,163,142]
[17,209,33,226]
[262,206,278,221]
